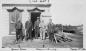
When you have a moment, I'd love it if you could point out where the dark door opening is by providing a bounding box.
[31,12,41,38]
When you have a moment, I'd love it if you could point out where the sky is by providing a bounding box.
[50,0,86,25]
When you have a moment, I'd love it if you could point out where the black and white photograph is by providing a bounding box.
[0,0,85,51]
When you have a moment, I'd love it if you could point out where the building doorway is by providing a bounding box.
[31,12,41,38]
[27,8,44,39]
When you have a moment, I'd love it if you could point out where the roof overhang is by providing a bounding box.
[2,4,51,7]
[7,7,23,12]
[27,8,44,12]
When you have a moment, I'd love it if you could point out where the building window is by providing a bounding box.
[7,7,23,34]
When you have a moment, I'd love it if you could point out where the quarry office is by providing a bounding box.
[2,3,51,35]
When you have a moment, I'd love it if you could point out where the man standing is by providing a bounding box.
[15,19,23,43]
[34,18,40,39]
[25,19,33,40]
[39,20,46,40]
[47,19,54,42]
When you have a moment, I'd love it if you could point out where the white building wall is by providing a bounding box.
[40,7,51,26]
[1,7,9,36]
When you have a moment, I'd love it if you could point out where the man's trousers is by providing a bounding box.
[16,29,22,41]
[40,28,46,40]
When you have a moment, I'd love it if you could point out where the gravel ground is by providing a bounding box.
[2,33,83,48]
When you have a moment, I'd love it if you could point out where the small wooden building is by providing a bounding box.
[2,0,52,35]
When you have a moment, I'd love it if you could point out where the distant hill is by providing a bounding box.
[53,24,83,34]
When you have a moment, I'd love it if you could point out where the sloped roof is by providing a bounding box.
[27,7,44,12]
[7,7,23,12]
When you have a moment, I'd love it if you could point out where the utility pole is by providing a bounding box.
[62,24,63,33]
[62,24,64,37]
